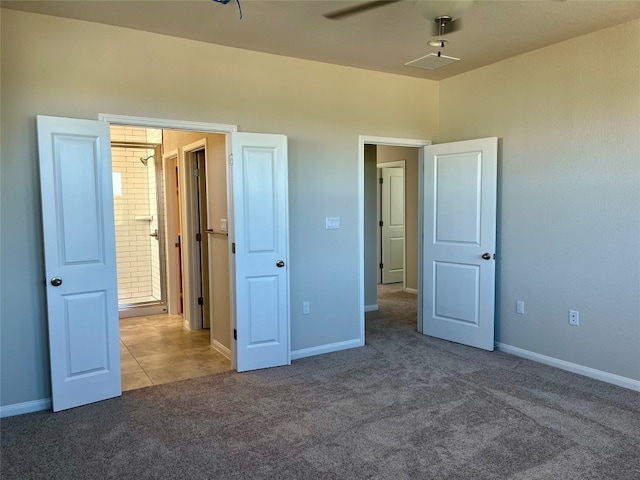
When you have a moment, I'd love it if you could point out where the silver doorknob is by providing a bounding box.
[276,260,285,268]
[481,253,491,260]
[50,277,63,287]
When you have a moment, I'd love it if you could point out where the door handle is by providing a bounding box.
[50,277,63,287]
[150,229,158,239]
[276,260,285,268]
[481,253,492,260]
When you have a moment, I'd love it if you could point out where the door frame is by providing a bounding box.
[99,114,238,366]
[358,135,431,342]
[181,139,209,331]
[162,149,181,316]
[376,160,406,286]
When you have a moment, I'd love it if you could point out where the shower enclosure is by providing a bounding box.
[111,126,167,316]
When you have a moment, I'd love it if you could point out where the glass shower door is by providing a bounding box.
[111,143,167,315]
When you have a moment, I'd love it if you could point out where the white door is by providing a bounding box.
[422,137,497,351]
[37,116,121,411]
[381,167,404,284]
[231,132,290,372]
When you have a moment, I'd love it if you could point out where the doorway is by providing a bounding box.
[108,124,234,390]
[110,127,168,318]
[359,136,431,341]
[378,161,405,286]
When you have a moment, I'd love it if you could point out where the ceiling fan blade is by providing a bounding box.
[429,17,463,36]
[324,0,403,20]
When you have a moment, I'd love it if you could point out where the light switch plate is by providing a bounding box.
[326,217,341,230]
[220,218,228,232]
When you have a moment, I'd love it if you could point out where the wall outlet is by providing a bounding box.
[569,310,580,326]
[302,301,310,315]
[516,300,525,315]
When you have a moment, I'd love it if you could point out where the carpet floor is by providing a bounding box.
[2,285,639,479]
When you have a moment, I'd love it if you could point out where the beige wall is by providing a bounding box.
[440,19,640,381]
[0,9,439,407]
[376,146,420,291]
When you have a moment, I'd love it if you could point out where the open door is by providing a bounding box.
[422,137,497,351]
[231,132,290,372]
[37,116,121,411]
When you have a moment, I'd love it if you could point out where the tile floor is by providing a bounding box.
[120,314,232,391]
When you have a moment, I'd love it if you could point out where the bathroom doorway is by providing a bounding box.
[111,126,168,317]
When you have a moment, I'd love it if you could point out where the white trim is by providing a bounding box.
[364,304,379,312]
[212,340,232,360]
[98,114,237,134]
[496,342,640,392]
[404,288,418,295]
[359,135,431,344]
[291,338,363,361]
[0,398,51,418]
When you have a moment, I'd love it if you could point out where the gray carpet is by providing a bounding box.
[2,285,640,479]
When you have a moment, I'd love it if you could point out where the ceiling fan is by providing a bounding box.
[324,1,474,36]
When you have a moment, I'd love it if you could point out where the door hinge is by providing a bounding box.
[193,168,199,177]
[232,242,236,254]
[196,233,202,242]
[229,154,234,166]
[379,177,383,184]
[379,220,383,227]
[197,297,204,306]
[379,263,384,269]
[233,329,237,340]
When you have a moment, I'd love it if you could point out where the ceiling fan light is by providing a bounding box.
[413,0,475,22]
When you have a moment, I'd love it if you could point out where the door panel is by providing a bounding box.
[232,133,289,372]
[381,167,404,283]
[38,115,121,411]
[423,138,497,351]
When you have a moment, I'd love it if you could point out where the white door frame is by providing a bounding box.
[99,114,238,362]
[162,149,181,316]
[181,139,208,331]
[376,160,406,286]
[358,135,432,342]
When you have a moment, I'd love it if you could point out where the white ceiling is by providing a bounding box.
[3,0,640,80]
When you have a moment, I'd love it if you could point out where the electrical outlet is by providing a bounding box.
[516,300,525,315]
[302,301,310,315]
[569,310,579,326]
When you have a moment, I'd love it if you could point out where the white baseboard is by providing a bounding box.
[212,339,232,360]
[364,304,379,312]
[0,398,51,418]
[404,288,418,295]
[291,338,363,361]
[496,342,640,392]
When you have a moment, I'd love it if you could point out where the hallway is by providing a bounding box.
[120,314,231,391]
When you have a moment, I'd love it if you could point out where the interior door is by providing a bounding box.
[231,132,290,372]
[381,167,404,284]
[422,137,497,351]
[37,116,121,411]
